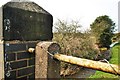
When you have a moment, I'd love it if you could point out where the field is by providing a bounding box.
[89,42,120,78]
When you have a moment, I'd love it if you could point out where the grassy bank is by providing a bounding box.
[89,42,120,78]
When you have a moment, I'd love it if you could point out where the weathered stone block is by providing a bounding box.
[35,41,60,78]
[3,2,53,41]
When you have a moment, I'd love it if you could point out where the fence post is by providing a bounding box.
[35,41,60,78]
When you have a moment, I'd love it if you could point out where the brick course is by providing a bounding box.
[4,41,38,80]
[18,66,35,77]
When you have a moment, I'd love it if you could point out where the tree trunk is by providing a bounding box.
[54,54,120,75]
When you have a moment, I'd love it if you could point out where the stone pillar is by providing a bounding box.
[35,41,60,78]
[0,41,4,80]
[0,6,4,80]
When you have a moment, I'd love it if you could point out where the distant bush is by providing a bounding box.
[53,19,99,59]
[53,20,99,76]
[90,15,116,49]
[53,33,98,59]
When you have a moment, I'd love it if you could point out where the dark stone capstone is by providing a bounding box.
[3,2,53,41]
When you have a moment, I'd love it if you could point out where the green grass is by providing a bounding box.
[89,42,120,78]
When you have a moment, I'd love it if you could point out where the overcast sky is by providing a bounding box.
[0,0,119,32]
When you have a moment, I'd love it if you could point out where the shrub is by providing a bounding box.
[53,20,99,76]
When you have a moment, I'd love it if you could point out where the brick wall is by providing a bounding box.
[2,2,53,80]
[4,41,38,80]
